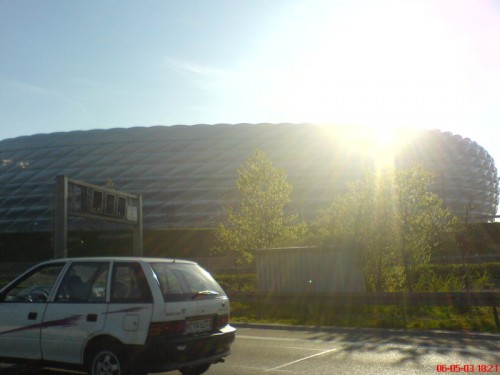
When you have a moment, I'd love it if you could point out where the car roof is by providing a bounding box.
[38,257,197,265]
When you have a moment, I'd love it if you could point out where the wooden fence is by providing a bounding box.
[227,291,500,330]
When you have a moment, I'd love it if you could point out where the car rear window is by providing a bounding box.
[150,262,225,302]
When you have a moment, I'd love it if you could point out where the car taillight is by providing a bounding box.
[148,320,185,337]
[217,314,230,328]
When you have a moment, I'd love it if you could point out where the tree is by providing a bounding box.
[393,165,457,291]
[213,149,306,264]
[314,165,456,292]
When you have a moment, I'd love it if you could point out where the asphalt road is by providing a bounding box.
[2,324,499,374]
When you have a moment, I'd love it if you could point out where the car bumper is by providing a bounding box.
[127,325,236,373]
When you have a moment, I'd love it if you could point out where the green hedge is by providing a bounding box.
[424,262,500,281]
[413,263,500,291]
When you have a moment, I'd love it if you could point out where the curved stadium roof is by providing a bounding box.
[0,124,498,232]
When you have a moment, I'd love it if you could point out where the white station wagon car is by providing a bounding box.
[0,257,236,375]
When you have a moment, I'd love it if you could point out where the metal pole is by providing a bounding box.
[54,175,68,259]
[132,195,143,256]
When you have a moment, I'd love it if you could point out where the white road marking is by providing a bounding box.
[237,334,306,342]
[230,365,296,373]
[264,348,339,372]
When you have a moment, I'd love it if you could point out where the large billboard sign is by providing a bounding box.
[54,176,143,258]
[79,186,138,222]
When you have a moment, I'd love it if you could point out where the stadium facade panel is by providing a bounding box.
[0,124,498,232]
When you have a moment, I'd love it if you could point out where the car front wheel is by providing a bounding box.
[88,342,128,375]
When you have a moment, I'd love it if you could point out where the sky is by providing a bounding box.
[1,0,500,165]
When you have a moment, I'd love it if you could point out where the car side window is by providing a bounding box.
[111,262,152,303]
[3,263,65,303]
[56,262,109,302]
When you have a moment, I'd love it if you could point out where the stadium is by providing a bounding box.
[0,123,498,234]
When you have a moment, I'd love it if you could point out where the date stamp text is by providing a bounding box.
[436,364,499,373]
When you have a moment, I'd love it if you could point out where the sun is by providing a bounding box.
[372,126,398,171]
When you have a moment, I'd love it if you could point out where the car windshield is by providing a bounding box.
[149,262,224,302]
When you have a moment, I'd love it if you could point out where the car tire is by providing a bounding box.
[180,364,211,375]
[87,341,129,375]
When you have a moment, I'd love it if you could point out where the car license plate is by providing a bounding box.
[185,318,213,334]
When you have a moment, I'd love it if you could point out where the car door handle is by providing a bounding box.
[28,312,37,320]
[87,314,98,322]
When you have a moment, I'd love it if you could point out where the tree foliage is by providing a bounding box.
[314,165,457,292]
[213,149,307,264]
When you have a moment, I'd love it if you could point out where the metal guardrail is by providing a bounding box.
[227,291,500,329]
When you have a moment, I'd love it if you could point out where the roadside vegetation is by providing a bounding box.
[211,149,499,332]
[215,269,500,332]
[213,149,496,293]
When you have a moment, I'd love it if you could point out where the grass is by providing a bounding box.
[230,302,499,332]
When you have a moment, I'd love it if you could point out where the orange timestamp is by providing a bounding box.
[436,364,499,373]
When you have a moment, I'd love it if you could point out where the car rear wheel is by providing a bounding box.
[87,341,128,375]
[180,364,211,375]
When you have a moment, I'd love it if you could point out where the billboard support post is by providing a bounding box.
[54,175,68,259]
[133,195,143,256]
